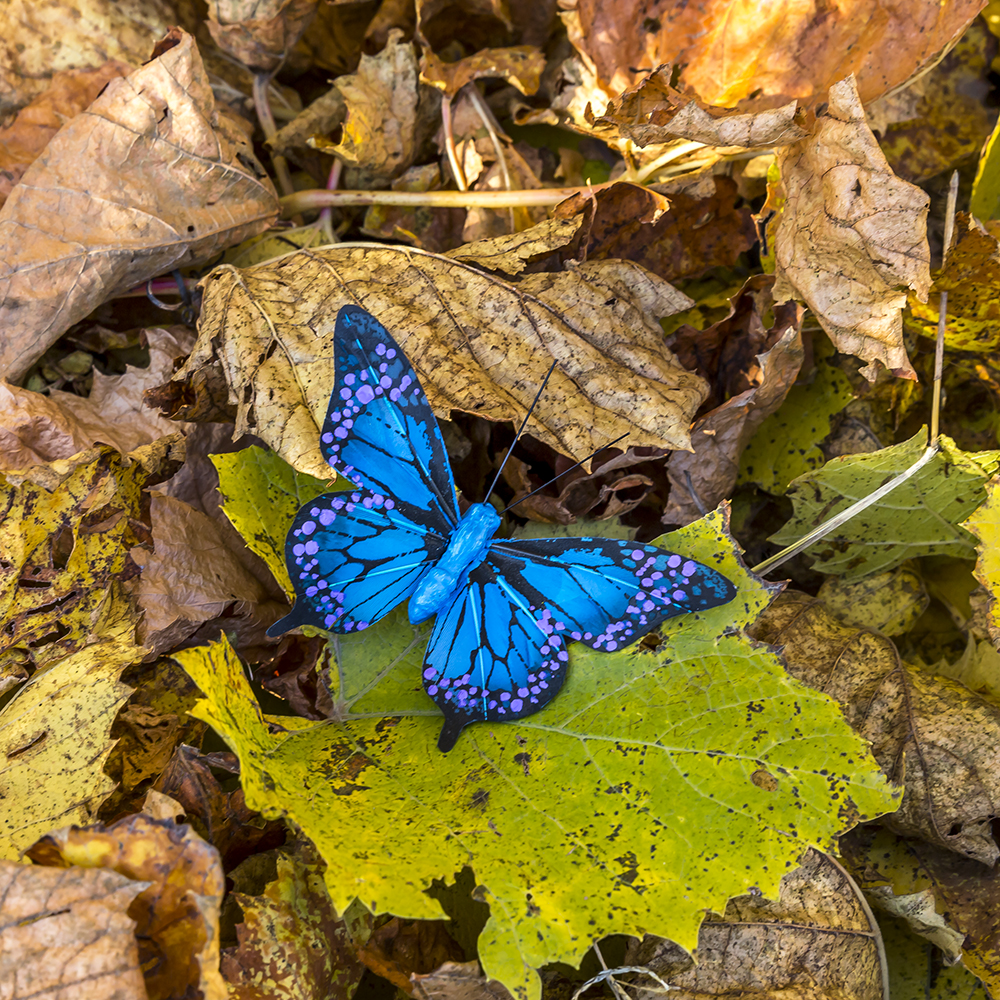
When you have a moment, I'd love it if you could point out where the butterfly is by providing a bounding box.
[268,305,737,751]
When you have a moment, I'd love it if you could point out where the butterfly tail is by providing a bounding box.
[437,715,468,753]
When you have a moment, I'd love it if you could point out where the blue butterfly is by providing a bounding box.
[268,305,736,751]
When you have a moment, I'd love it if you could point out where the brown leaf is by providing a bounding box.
[0,860,147,999]
[420,46,546,98]
[163,242,704,475]
[415,0,513,52]
[411,962,515,1000]
[624,850,883,1000]
[750,590,1000,865]
[446,214,582,276]
[0,0,171,115]
[359,918,465,994]
[221,845,367,1000]
[28,813,227,1000]
[0,61,132,208]
[770,75,930,380]
[0,28,279,384]
[206,0,318,72]
[562,0,983,110]
[664,277,805,524]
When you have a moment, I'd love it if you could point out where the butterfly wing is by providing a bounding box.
[268,488,446,636]
[322,305,458,533]
[422,538,736,750]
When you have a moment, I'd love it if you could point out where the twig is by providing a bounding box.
[441,92,467,192]
[315,158,343,245]
[930,170,960,445]
[629,141,706,184]
[253,71,295,197]
[465,85,515,232]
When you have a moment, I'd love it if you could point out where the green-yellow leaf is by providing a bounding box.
[772,431,1000,581]
[964,475,1000,645]
[176,509,897,1000]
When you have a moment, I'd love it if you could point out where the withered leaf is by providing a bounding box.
[164,242,704,476]
[358,918,466,994]
[206,0,318,72]
[420,46,546,98]
[0,28,279,383]
[771,75,930,380]
[412,962,515,1000]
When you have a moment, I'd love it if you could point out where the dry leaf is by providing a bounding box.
[206,0,318,72]
[271,87,347,158]
[161,242,704,477]
[771,75,930,380]
[293,0,379,76]
[446,215,582,276]
[751,591,1000,865]
[664,278,805,524]
[359,918,466,994]
[0,860,147,999]
[0,62,132,207]
[28,813,227,1000]
[420,46,546,98]
[0,0,171,115]
[415,0,513,51]
[463,143,546,241]
[624,851,883,1000]
[412,962,514,1000]
[0,28,279,384]
[561,0,983,109]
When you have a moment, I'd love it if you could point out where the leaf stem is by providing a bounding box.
[930,170,959,445]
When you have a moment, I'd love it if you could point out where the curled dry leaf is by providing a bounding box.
[561,0,983,109]
[411,962,515,1000]
[0,61,132,207]
[28,813,227,1000]
[161,242,704,476]
[358,918,466,994]
[0,860,147,1000]
[664,276,805,525]
[446,215,582,277]
[770,75,930,380]
[0,0,171,114]
[420,46,546,98]
[750,591,1000,866]
[0,28,279,384]
[206,0,318,72]
[624,850,883,1000]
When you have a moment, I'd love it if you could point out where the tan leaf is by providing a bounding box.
[420,46,546,98]
[0,627,138,861]
[751,590,1000,865]
[207,0,318,72]
[771,75,930,380]
[0,28,279,384]
[0,0,171,115]
[411,962,515,1000]
[162,243,704,477]
[358,918,465,994]
[624,851,883,1000]
[0,860,147,999]
[0,61,132,207]
[562,0,983,109]
[446,215,582,277]
[28,813,227,1000]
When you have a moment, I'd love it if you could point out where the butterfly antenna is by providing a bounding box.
[485,360,559,501]
[501,433,629,514]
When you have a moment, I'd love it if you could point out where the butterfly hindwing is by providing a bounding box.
[323,305,458,534]
[267,488,446,636]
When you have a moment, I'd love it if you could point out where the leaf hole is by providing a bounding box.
[27,622,71,648]
[51,525,75,570]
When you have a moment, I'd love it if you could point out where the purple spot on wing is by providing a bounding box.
[356,385,375,404]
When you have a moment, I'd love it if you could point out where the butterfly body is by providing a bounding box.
[269,305,737,752]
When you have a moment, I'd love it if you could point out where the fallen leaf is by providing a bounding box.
[561,0,983,109]
[0,27,279,383]
[0,61,132,207]
[0,625,138,860]
[664,276,805,525]
[770,75,931,380]
[206,0,318,72]
[771,431,1000,580]
[415,0,514,51]
[461,142,546,242]
[963,476,1000,647]
[293,0,379,76]
[175,508,896,1000]
[222,845,368,1000]
[420,46,546,98]
[164,241,705,476]
[358,918,465,993]
[411,962,515,1000]
[0,859,147,999]
[444,215,581,277]
[0,0,171,115]
[817,567,930,637]
[751,590,1000,865]
[28,813,227,1000]
[624,851,883,1000]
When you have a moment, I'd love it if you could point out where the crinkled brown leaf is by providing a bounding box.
[420,46,546,98]
[359,918,466,994]
[163,242,704,475]
[207,0,318,72]
[222,846,367,1000]
[0,0,170,115]
[415,0,513,51]
[0,859,147,999]
[562,0,983,109]
[771,75,930,380]
[446,215,582,276]
[0,28,279,383]
[664,277,805,524]
[750,591,1000,865]
[624,850,883,1000]
[0,61,132,207]
[28,813,227,1000]
[412,962,515,1000]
